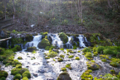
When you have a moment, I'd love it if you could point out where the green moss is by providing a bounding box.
[82,47,91,53]
[0,77,6,80]
[46,50,58,58]
[101,59,107,62]
[110,69,115,74]
[96,46,104,53]
[11,38,23,46]
[58,58,63,62]
[86,61,100,70]
[67,49,74,53]
[61,67,67,71]
[85,52,93,60]
[81,70,93,80]
[22,77,28,80]
[32,50,36,54]
[38,38,50,48]
[59,32,68,44]
[75,57,80,60]
[45,46,55,50]
[31,57,35,60]
[13,74,22,80]
[73,45,77,49]
[45,56,50,59]
[60,48,64,51]
[0,48,5,55]
[12,45,22,52]
[11,68,22,75]
[0,71,8,78]
[65,64,72,69]
[78,50,81,53]
[40,32,48,37]
[25,34,33,42]
[18,56,23,60]
[22,71,31,78]
[60,54,65,58]
[110,62,119,67]
[68,55,74,58]
[16,64,22,68]
[93,52,98,56]
[26,47,37,52]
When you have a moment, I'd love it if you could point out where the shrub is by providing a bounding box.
[85,52,93,60]
[22,77,28,80]
[22,71,31,78]
[96,46,104,53]
[68,55,74,58]
[12,45,22,52]
[0,48,5,55]
[82,47,91,53]
[75,57,80,60]
[61,68,67,71]
[13,74,22,80]
[0,71,8,78]
[18,56,23,60]
[103,48,113,55]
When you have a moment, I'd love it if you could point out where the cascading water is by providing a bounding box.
[49,33,63,48]
[78,35,86,48]
[25,35,42,49]
[97,36,100,40]
[66,36,73,49]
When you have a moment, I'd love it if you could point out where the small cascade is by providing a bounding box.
[78,35,86,48]
[25,35,42,49]
[50,34,63,48]
[97,36,100,40]
[6,40,9,48]
[66,36,73,49]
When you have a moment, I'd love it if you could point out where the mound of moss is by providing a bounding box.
[38,38,50,48]
[59,32,68,44]
[0,71,8,78]
[86,61,100,70]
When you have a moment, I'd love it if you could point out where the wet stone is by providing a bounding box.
[38,69,45,73]
[46,77,54,80]
[33,73,38,77]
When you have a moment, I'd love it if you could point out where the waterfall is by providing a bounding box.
[78,35,86,48]
[97,36,100,40]
[25,35,42,49]
[50,34,63,48]
[66,36,73,49]
[6,40,9,48]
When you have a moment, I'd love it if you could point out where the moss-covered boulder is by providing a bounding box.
[25,34,33,42]
[40,32,48,38]
[0,71,8,78]
[38,38,50,48]
[86,61,100,70]
[57,72,71,80]
[26,47,37,52]
[22,71,31,78]
[12,45,22,52]
[59,32,68,44]
[0,48,5,55]
[13,74,22,80]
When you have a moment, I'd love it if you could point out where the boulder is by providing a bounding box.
[38,38,50,48]
[57,72,71,80]
[59,32,68,44]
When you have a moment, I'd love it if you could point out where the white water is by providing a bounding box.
[25,35,42,49]
[78,35,86,47]
[50,34,63,48]
[97,36,100,40]
[66,36,73,49]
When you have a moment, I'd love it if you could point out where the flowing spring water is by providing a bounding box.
[78,35,86,47]
[49,33,63,48]
[66,36,73,49]
[25,35,42,49]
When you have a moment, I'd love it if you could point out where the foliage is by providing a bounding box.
[85,52,93,60]
[22,71,31,78]
[45,45,54,50]
[96,46,104,53]
[0,71,8,78]
[40,32,48,37]
[38,38,50,48]
[13,74,22,80]
[12,45,22,52]
[82,47,91,53]
[81,70,93,80]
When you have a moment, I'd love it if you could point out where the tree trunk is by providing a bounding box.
[12,0,16,19]
[107,0,112,8]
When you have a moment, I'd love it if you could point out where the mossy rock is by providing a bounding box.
[87,61,100,70]
[59,32,68,44]
[12,45,22,52]
[40,32,48,38]
[58,58,63,62]
[22,77,28,80]
[13,74,22,80]
[38,38,50,48]
[0,77,6,80]
[26,47,37,52]
[18,56,23,60]
[57,72,71,80]
[22,71,31,78]
[25,34,33,42]
[0,48,5,55]
[11,38,23,46]
[0,71,8,78]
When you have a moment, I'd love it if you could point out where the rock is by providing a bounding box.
[26,47,37,52]
[33,73,38,77]
[57,72,71,80]
[59,32,68,44]
[46,77,54,80]
[38,38,50,48]
[32,62,40,65]
[38,69,45,73]
[87,61,100,70]
[53,49,59,53]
